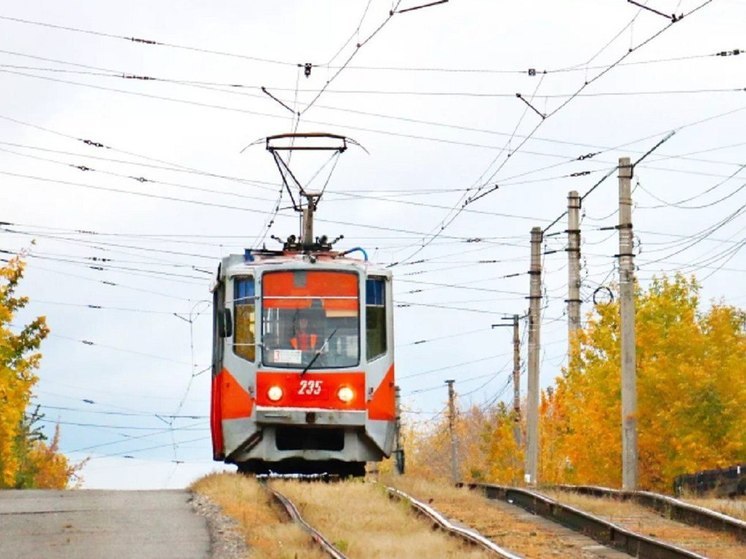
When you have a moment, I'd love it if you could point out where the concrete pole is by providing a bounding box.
[492,316,522,446]
[510,315,522,447]
[446,379,459,483]
[567,190,582,357]
[618,157,638,490]
[526,226,543,486]
[394,385,404,474]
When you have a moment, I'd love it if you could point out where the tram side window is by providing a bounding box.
[366,277,387,361]
[233,277,255,362]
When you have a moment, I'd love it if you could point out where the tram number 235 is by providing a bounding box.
[298,379,323,395]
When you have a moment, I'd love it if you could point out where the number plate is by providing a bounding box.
[297,379,324,396]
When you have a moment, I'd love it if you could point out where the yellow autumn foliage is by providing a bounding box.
[26,426,82,489]
[405,275,744,494]
[402,401,521,483]
[0,257,78,488]
[540,274,746,492]
[398,410,452,480]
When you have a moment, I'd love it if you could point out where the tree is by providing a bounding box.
[539,275,746,492]
[399,409,451,479]
[0,257,77,488]
[11,406,83,489]
[484,402,523,485]
[401,275,744,491]
[401,401,508,482]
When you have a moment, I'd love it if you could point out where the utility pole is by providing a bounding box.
[567,190,582,358]
[510,315,521,447]
[618,157,638,490]
[445,379,459,483]
[526,227,543,486]
[394,385,405,474]
[492,315,522,446]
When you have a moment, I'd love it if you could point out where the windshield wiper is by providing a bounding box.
[300,328,337,375]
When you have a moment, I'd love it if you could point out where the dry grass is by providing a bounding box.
[274,478,492,558]
[190,472,327,559]
[682,497,746,522]
[383,475,606,558]
[542,489,746,559]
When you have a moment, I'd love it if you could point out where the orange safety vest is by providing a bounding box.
[291,332,318,350]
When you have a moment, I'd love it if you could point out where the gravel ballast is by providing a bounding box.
[191,492,250,559]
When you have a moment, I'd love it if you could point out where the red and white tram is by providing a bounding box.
[210,241,395,476]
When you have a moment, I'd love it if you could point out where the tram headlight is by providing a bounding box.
[337,386,354,403]
[267,385,284,402]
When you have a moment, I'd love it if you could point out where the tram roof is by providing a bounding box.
[218,249,389,277]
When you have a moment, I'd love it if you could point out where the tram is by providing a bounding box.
[209,134,396,476]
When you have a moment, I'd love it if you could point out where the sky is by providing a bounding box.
[1,0,745,489]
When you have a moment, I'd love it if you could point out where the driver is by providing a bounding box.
[290,316,318,351]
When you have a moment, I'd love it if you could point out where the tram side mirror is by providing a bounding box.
[218,308,233,338]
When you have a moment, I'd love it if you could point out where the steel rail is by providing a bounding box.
[469,483,709,559]
[554,484,746,543]
[385,486,523,558]
[266,484,349,559]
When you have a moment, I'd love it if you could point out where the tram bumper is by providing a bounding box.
[225,408,388,465]
[255,406,367,426]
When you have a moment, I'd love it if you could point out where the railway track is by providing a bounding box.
[255,476,493,558]
[385,486,521,558]
[260,480,349,559]
[470,483,745,559]
[552,484,746,543]
[385,476,631,558]
[208,473,743,558]
[268,478,617,558]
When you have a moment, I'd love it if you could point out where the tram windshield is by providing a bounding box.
[261,270,359,369]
